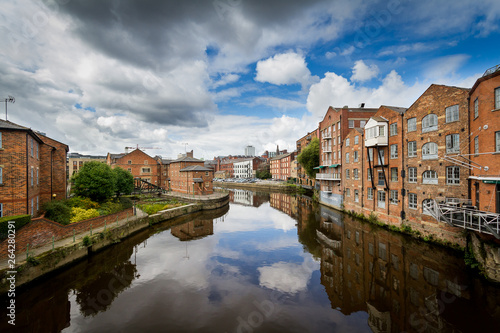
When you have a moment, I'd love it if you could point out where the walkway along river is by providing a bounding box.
[1,189,500,332]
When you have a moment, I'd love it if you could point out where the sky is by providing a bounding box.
[1,0,499,160]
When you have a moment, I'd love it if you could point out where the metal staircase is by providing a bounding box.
[423,199,500,239]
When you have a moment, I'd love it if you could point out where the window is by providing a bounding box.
[409,193,417,209]
[36,168,39,185]
[127,168,132,173]
[496,131,500,152]
[346,152,350,163]
[31,138,33,157]
[338,136,340,144]
[446,134,460,154]
[390,144,398,159]
[36,143,38,159]
[0,167,3,184]
[391,168,398,182]
[333,152,336,160]
[142,167,151,173]
[128,160,132,165]
[422,170,438,184]
[367,168,372,181]
[37,196,39,211]
[422,142,438,160]
[474,136,479,155]
[333,137,336,145]
[353,151,359,162]
[422,114,438,132]
[390,190,398,205]
[346,169,350,179]
[0,132,2,148]
[474,98,478,118]
[368,148,374,161]
[408,141,417,157]
[422,199,433,215]
[144,160,148,165]
[378,149,385,165]
[349,120,355,128]
[346,138,350,147]
[378,191,386,208]
[333,125,335,132]
[378,171,385,186]
[346,188,351,197]
[0,203,2,217]
[354,168,359,179]
[496,87,500,109]
[390,123,397,136]
[367,187,374,200]
[407,117,416,132]
[446,166,460,184]
[358,120,365,128]
[354,190,359,202]
[408,167,417,183]
[445,105,459,123]
[31,168,33,186]
[355,135,359,145]
[379,126,385,137]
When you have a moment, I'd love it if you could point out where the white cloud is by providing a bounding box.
[255,52,318,88]
[258,257,318,293]
[350,60,379,82]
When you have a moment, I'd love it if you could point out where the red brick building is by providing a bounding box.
[296,129,319,187]
[270,152,295,180]
[0,120,68,217]
[107,149,161,186]
[169,156,214,195]
[317,105,377,209]
[469,65,500,213]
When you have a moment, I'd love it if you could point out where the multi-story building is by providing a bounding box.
[270,152,295,180]
[469,64,500,213]
[296,129,318,187]
[233,157,264,178]
[316,105,378,209]
[403,84,470,230]
[107,149,161,186]
[68,153,106,177]
[169,155,214,195]
[244,145,256,157]
[0,120,68,217]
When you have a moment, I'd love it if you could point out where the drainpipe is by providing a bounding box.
[26,133,29,214]
[361,132,364,210]
[401,112,406,221]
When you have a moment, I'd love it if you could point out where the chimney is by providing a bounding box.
[359,103,365,108]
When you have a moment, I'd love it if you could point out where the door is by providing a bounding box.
[475,183,480,210]
[496,183,500,214]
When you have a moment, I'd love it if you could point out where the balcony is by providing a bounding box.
[316,173,341,181]
[323,146,332,153]
[365,119,388,147]
[323,133,331,139]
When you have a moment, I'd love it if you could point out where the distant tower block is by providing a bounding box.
[245,145,255,156]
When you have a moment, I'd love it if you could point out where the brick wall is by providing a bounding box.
[0,208,134,259]
[113,149,161,186]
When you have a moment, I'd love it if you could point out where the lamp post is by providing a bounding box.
[4,96,15,120]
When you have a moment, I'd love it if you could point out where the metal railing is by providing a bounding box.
[316,173,341,181]
[423,200,500,239]
[482,64,500,77]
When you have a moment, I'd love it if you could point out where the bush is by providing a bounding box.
[66,196,99,210]
[98,200,123,216]
[113,167,134,196]
[138,201,185,215]
[71,161,116,202]
[118,197,133,209]
[43,201,71,225]
[70,207,100,223]
[82,236,92,247]
[0,215,31,240]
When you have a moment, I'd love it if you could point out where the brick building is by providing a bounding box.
[403,85,470,228]
[270,152,295,180]
[68,152,106,177]
[0,120,68,217]
[317,105,377,209]
[296,129,318,187]
[342,128,364,215]
[169,156,214,195]
[107,149,161,186]
[469,65,500,213]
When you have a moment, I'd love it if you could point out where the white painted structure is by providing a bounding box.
[234,159,254,178]
[364,116,388,147]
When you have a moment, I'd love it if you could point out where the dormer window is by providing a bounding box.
[422,114,438,133]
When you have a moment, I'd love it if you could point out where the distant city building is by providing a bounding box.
[245,145,255,156]
[0,120,68,217]
[67,152,106,177]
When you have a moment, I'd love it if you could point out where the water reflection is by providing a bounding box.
[1,191,500,332]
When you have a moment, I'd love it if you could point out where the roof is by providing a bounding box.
[270,152,293,161]
[382,105,407,114]
[109,153,125,160]
[353,128,364,134]
[371,116,388,122]
[161,159,173,165]
[180,165,214,172]
[470,64,500,95]
[174,156,203,163]
[0,120,45,144]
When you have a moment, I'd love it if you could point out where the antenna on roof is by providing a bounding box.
[4,96,15,120]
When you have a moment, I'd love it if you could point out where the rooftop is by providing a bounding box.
[180,165,214,172]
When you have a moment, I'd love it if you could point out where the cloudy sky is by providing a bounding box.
[1,0,499,159]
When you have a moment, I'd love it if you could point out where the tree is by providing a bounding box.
[71,161,116,202]
[113,167,134,196]
[256,162,271,179]
[297,137,319,179]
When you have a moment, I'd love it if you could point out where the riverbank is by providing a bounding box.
[0,192,229,294]
[214,180,311,194]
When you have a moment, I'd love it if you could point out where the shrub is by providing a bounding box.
[82,236,92,247]
[43,201,71,225]
[98,200,123,216]
[0,215,31,240]
[70,207,100,223]
[66,196,100,210]
[71,161,116,202]
[118,197,133,209]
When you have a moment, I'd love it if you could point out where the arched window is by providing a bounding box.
[422,170,438,184]
[422,114,438,133]
[422,199,433,215]
[422,142,438,160]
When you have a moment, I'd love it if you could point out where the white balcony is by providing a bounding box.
[323,146,332,153]
[365,118,388,147]
[323,133,332,139]
[316,173,341,181]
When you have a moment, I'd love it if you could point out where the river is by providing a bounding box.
[1,189,500,332]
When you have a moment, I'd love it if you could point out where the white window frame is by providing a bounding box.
[495,87,500,110]
[422,114,438,133]
[474,98,479,118]
[354,168,359,180]
[408,141,417,158]
[346,152,350,163]
[407,118,416,132]
[390,123,397,136]
[360,120,366,128]
[422,170,438,184]
[390,190,398,205]
[408,167,417,183]
[445,105,459,123]
[446,166,460,185]
[367,187,373,200]
[377,191,386,208]
[346,138,350,147]
[496,131,500,152]
[0,167,3,184]
[354,190,359,202]
[422,142,438,160]
[409,193,417,209]
[354,135,359,145]
[390,144,398,159]
[346,188,350,197]
[391,167,398,182]
[446,134,460,154]
[353,151,358,162]
[346,169,350,179]
[348,120,355,128]
[474,136,479,155]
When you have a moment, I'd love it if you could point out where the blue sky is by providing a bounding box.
[0,0,499,159]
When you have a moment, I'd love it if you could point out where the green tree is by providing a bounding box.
[71,161,116,202]
[113,167,134,196]
[297,137,319,179]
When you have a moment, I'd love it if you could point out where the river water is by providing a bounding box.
[2,189,500,332]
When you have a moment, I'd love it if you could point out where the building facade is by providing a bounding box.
[107,149,161,186]
[296,129,319,187]
[270,152,295,180]
[469,65,500,213]
[68,153,106,177]
[169,156,214,194]
[0,120,68,217]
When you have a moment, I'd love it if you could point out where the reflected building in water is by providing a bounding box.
[229,189,268,207]
[171,219,214,241]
